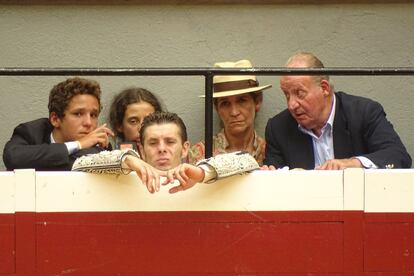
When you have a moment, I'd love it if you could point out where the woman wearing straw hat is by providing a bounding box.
[188,60,272,166]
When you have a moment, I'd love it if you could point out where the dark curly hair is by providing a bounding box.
[109,87,162,139]
[48,77,102,118]
[140,111,187,146]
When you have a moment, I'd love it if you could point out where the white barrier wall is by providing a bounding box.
[1,168,413,213]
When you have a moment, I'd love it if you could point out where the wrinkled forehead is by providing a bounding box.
[280,75,315,91]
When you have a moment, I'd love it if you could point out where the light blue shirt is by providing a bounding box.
[298,95,377,169]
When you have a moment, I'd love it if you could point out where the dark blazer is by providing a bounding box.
[3,118,106,171]
[264,92,412,169]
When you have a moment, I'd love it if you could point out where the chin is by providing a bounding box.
[156,164,171,171]
[227,126,247,134]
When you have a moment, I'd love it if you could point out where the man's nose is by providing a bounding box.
[83,114,92,126]
[158,141,166,152]
[288,97,299,110]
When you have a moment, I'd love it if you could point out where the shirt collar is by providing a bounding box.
[298,94,336,137]
[50,132,56,144]
[217,128,260,151]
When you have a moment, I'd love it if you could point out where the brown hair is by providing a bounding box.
[48,77,102,118]
[140,111,187,145]
[109,87,162,139]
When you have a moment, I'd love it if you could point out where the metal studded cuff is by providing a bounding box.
[196,151,260,183]
[71,149,140,175]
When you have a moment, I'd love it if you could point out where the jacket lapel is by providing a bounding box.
[288,123,314,169]
[332,94,354,159]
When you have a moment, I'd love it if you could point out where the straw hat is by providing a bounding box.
[201,59,272,98]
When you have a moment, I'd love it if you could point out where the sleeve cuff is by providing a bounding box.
[355,156,378,169]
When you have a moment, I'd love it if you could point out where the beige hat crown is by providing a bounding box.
[201,59,272,98]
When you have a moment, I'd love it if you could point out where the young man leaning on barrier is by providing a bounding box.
[72,112,260,194]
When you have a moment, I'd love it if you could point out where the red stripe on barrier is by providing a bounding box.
[35,211,358,274]
[15,212,36,276]
[0,214,15,275]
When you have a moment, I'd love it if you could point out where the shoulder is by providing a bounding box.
[11,118,52,142]
[336,91,383,112]
[15,118,52,132]
[267,109,297,129]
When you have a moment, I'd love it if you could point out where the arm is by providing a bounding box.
[164,151,259,193]
[3,122,71,170]
[72,149,165,193]
[360,101,411,168]
[316,99,412,170]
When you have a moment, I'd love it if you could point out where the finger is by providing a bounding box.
[103,127,115,137]
[97,135,109,148]
[169,185,183,194]
[145,167,156,193]
[174,170,187,186]
[167,169,175,182]
[162,169,174,186]
[330,162,338,170]
[161,176,171,185]
[325,162,333,170]
[138,166,150,192]
[178,166,189,182]
[269,165,277,170]
[315,163,326,170]
[153,171,160,192]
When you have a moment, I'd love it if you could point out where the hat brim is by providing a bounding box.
[199,84,272,98]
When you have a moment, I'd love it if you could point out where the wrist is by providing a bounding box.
[350,157,363,168]
[76,140,82,150]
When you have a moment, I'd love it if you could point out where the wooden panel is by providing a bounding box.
[364,214,414,272]
[343,211,364,273]
[15,212,36,276]
[35,211,348,274]
[0,214,15,275]
[365,169,414,213]
[35,171,344,212]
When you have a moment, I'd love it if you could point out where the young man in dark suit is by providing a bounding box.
[264,52,411,170]
[3,77,114,171]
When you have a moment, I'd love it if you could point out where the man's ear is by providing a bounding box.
[320,80,331,96]
[181,141,190,159]
[49,112,61,128]
[138,144,146,161]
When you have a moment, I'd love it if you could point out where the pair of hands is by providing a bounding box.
[123,156,204,194]
[261,158,363,171]
[78,124,114,149]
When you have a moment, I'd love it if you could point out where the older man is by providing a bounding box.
[264,52,411,170]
